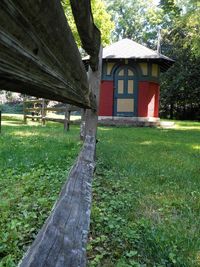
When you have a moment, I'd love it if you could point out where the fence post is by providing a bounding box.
[18,47,102,267]
[41,99,46,126]
[23,97,27,124]
[84,46,102,141]
[0,110,1,133]
[80,108,86,140]
[64,104,70,131]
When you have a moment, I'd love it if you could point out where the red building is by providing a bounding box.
[85,39,174,125]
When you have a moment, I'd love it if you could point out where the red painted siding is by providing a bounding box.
[138,81,159,118]
[99,81,114,116]
[154,83,160,117]
[138,81,149,117]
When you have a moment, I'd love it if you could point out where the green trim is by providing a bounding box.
[113,65,138,117]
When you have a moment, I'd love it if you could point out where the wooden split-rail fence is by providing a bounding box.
[23,98,81,131]
[0,0,102,266]
[0,110,1,133]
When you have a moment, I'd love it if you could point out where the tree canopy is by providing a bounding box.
[104,0,163,49]
[1,0,199,120]
[159,0,200,120]
[62,0,114,47]
[104,0,200,120]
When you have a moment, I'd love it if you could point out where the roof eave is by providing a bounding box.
[83,56,175,72]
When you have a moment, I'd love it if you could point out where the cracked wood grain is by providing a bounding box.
[0,0,95,108]
[19,47,102,267]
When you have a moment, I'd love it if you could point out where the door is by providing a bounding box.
[114,66,137,116]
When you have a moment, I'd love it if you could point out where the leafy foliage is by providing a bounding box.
[104,0,162,49]
[62,0,114,47]
[160,0,200,120]
[160,52,200,120]
[0,102,23,114]
[103,0,200,120]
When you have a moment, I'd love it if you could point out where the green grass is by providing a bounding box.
[88,121,200,267]
[0,115,81,266]
[0,116,200,266]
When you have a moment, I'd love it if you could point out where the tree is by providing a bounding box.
[159,0,199,55]
[179,1,200,57]
[160,0,200,120]
[103,0,200,120]
[104,0,164,49]
[160,50,200,120]
[62,0,114,47]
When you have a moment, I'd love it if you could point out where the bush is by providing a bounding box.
[0,102,23,114]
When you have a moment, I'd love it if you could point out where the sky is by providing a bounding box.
[153,0,160,5]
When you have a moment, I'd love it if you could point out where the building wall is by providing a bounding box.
[138,81,160,118]
[98,60,160,118]
[99,81,114,116]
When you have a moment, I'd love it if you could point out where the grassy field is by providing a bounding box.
[0,115,81,267]
[0,115,200,266]
[89,121,200,267]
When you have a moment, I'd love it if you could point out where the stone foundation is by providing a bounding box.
[98,116,160,127]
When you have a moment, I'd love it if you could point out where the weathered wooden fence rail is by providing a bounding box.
[19,135,96,267]
[1,0,102,265]
[19,54,102,266]
[0,0,99,108]
[0,110,1,133]
[23,98,81,130]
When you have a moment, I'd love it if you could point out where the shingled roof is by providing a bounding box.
[84,38,174,72]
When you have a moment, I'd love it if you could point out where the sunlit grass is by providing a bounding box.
[193,145,200,150]
[0,117,81,266]
[139,140,152,145]
[1,113,81,127]
[1,115,200,266]
[173,120,200,130]
[174,125,200,130]
[89,121,200,266]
